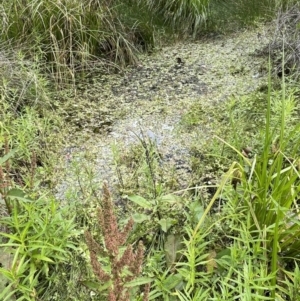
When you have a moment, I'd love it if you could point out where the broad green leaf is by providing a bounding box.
[163,273,183,290]
[124,277,153,287]
[158,218,177,233]
[126,195,153,209]
[132,213,150,223]
[160,194,181,205]
[6,188,32,203]
[189,201,204,224]
[216,248,231,259]
[164,234,182,268]
[0,150,16,165]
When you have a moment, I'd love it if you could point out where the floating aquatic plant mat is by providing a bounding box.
[56,22,276,201]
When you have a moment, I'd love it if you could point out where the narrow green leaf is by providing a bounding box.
[29,262,37,285]
[149,290,163,300]
[0,233,23,243]
[31,255,54,263]
[126,195,153,209]
[81,280,100,290]
[0,267,13,280]
[0,283,17,301]
[124,277,153,287]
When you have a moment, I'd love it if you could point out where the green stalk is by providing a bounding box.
[191,161,238,240]
[261,56,272,202]
[270,45,286,299]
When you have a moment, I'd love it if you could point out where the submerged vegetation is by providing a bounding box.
[1,0,300,300]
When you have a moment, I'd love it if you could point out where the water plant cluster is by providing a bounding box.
[1,0,300,300]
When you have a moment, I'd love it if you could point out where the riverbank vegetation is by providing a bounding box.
[1,0,300,300]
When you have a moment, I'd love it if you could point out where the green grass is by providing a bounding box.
[208,0,293,31]
[0,0,157,87]
[213,77,300,299]
[140,0,211,37]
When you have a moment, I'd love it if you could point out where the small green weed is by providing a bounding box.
[0,151,77,300]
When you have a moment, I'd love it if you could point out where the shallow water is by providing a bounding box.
[55,22,276,201]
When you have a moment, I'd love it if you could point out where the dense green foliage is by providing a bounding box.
[1,0,300,300]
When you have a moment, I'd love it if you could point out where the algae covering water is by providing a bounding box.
[55,22,275,202]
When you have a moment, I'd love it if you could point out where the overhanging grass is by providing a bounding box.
[140,0,211,37]
[0,0,156,87]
